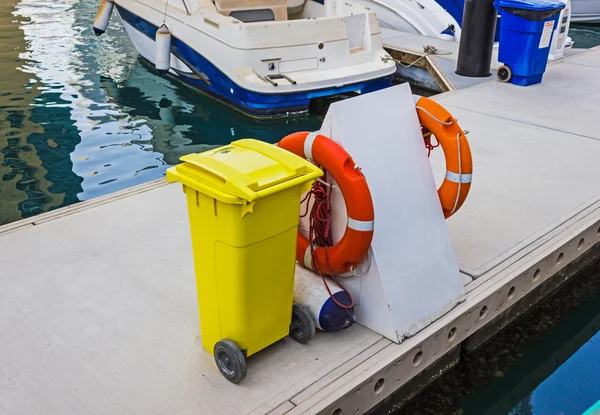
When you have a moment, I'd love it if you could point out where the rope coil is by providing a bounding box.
[422,128,440,157]
[450,132,463,214]
[381,45,453,68]
[300,177,355,310]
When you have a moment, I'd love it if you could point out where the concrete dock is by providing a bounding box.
[1,45,600,414]
[382,28,582,92]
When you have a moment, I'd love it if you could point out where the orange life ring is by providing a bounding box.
[416,96,473,218]
[278,132,374,275]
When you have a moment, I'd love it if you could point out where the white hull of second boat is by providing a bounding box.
[352,0,462,41]
[571,0,600,23]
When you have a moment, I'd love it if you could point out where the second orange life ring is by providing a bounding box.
[416,96,473,218]
[278,132,374,275]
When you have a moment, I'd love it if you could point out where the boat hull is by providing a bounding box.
[116,5,394,117]
[571,14,600,23]
[571,0,600,23]
[352,0,462,40]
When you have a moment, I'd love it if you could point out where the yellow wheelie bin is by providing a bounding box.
[166,139,322,383]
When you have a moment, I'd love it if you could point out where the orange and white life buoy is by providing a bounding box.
[416,96,473,218]
[278,132,374,275]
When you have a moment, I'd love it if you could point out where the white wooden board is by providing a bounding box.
[318,84,465,341]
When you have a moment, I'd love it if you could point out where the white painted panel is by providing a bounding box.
[345,14,365,50]
[319,84,464,341]
[278,58,319,73]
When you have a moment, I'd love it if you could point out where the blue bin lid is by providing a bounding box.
[496,0,565,11]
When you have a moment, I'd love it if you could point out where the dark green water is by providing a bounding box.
[570,24,600,49]
[0,0,320,225]
[393,259,600,415]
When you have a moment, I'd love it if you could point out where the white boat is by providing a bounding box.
[93,0,396,116]
[571,0,600,23]
[351,0,462,40]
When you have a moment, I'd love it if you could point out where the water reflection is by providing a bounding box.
[458,262,600,415]
[0,0,320,226]
[1,0,63,224]
[570,24,600,49]
[510,395,533,415]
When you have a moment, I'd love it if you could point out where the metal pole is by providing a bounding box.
[456,0,498,77]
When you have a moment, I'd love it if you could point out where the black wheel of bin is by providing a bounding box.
[214,339,247,384]
[497,65,512,83]
[290,304,316,344]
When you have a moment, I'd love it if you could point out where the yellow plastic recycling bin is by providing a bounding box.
[166,139,322,384]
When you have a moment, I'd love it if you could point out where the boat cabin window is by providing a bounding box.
[213,0,288,21]
[287,0,306,15]
[230,9,275,22]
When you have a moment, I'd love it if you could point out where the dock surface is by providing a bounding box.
[382,28,583,91]
[2,48,600,414]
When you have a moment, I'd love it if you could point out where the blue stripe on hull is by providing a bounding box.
[436,0,464,26]
[115,5,393,116]
[435,0,501,42]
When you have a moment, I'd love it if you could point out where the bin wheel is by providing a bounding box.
[290,304,316,344]
[214,339,247,384]
[497,65,512,83]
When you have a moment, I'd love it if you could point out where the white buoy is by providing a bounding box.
[155,24,172,75]
[92,0,114,36]
[294,266,355,332]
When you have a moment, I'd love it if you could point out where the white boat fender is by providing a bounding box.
[155,25,172,75]
[93,0,114,36]
[294,266,355,332]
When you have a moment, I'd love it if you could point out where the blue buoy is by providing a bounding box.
[294,266,355,332]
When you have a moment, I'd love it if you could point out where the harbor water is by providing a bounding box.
[0,0,319,226]
[1,0,600,413]
[392,259,600,415]
[570,24,600,49]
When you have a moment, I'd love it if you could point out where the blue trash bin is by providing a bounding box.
[495,0,565,86]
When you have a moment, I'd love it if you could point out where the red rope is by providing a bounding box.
[297,128,434,310]
[301,176,355,309]
[422,127,439,157]
[298,127,434,309]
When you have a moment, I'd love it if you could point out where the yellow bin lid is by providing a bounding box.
[166,139,323,204]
